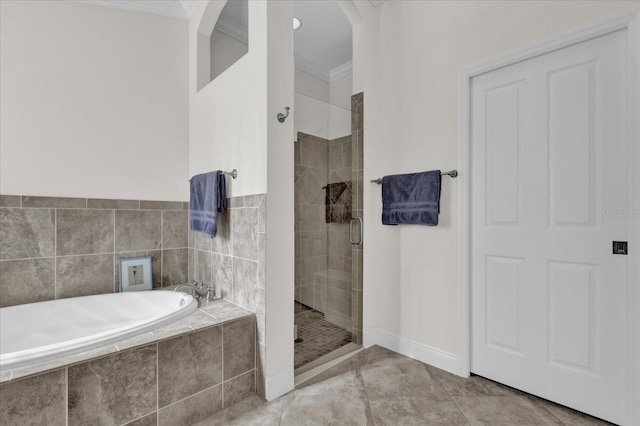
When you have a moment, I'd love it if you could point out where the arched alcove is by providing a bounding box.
[197,0,249,91]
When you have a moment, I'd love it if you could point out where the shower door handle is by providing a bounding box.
[349,217,363,245]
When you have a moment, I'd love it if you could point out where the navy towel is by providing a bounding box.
[381,170,441,226]
[189,171,227,237]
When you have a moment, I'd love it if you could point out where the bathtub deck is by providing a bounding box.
[0,298,254,383]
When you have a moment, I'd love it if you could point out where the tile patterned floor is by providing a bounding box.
[294,305,352,369]
[196,345,614,426]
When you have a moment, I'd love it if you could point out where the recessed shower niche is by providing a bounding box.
[197,0,248,91]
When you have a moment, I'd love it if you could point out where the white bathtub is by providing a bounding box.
[0,291,197,371]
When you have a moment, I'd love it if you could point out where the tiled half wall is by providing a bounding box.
[0,315,256,426]
[188,193,266,397]
[0,195,189,308]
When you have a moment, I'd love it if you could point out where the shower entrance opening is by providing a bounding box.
[292,0,362,377]
[294,92,363,375]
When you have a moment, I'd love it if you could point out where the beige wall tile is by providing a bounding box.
[158,326,223,407]
[87,198,139,210]
[161,249,188,287]
[68,345,157,425]
[56,209,114,255]
[0,208,55,260]
[0,258,55,307]
[115,210,161,252]
[0,369,66,426]
[158,384,222,426]
[57,254,114,298]
[162,210,188,249]
[223,316,255,380]
[22,196,85,209]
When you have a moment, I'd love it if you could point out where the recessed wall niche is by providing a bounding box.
[197,0,249,91]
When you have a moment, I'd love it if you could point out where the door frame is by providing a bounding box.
[457,9,640,425]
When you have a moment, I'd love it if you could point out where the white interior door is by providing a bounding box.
[471,29,629,424]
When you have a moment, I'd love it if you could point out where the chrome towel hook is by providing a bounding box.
[277,106,290,123]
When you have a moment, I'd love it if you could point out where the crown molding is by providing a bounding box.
[215,19,249,44]
[295,55,331,82]
[329,61,352,82]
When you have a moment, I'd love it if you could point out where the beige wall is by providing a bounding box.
[360,0,639,362]
[189,1,267,197]
[0,1,189,201]
[294,69,352,140]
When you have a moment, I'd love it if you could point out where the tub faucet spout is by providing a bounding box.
[174,281,216,302]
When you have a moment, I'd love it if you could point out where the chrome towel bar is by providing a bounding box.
[370,170,457,185]
[189,169,237,182]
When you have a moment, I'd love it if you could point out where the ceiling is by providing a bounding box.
[79,0,383,81]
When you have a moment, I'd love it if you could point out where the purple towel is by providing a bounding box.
[381,170,441,226]
[190,171,227,237]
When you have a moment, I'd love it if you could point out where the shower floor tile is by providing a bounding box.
[294,306,352,370]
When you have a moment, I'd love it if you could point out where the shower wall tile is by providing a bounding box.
[300,138,328,169]
[223,316,256,380]
[115,210,161,252]
[158,326,223,407]
[56,209,114,255]
[161,249,188,287]
[162,210,188,249]
[0,369,66,426]
[0,208,55,260]
[22,196,85,209]
[157,384,223,426]
[87,198,139,210]
[0,195,20,207]
[0,258,55,308]
[68,345,157,426]
[353,131,364,171]
[57,254,114,298]
[116,250,162,290]
[352,248,363,291]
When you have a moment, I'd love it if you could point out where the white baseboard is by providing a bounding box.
[363,328,460,376]
[265,368,294,401]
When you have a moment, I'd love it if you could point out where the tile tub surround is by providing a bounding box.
[188,193,266,397]
[0,299,257,426]
[0,195,189,308]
